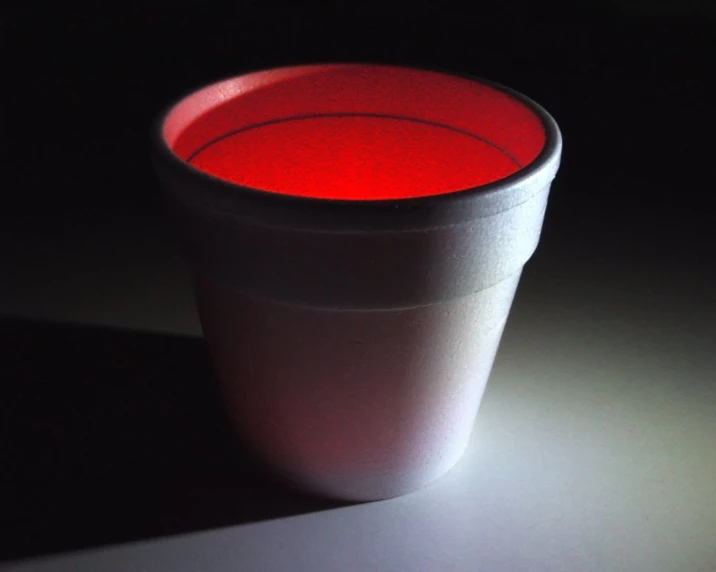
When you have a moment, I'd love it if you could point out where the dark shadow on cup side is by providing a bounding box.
[0,317,353,563]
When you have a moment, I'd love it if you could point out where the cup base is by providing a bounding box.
[246,430,473,502]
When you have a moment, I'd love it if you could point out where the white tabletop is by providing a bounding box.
[3,214,715,572]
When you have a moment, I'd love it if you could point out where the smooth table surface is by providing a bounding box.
[2,207,716,571]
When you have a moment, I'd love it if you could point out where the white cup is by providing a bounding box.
[151,64,562,501]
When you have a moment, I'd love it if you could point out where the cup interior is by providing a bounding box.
[162,64,547,201]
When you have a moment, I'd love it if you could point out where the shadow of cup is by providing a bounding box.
[0,318,351,563]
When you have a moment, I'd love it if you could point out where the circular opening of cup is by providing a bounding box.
[162,64,547,201]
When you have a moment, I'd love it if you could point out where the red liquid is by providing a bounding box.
[165,65,547,201]
[188,115,521,201]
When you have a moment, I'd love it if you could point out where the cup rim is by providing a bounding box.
[151,62,562,231]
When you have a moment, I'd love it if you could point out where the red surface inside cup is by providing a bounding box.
[163,65,546,201]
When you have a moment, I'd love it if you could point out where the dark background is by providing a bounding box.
[2,0,715,565]
[3,1,715,266]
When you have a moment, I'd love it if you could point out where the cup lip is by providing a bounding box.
[151,62,562,231]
